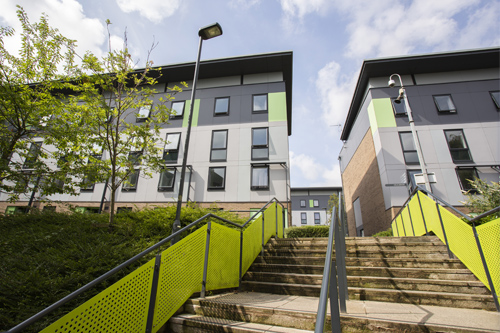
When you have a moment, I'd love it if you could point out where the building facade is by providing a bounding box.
[290,187,341,227]
[339,48,500,236]
[1,52,293,215]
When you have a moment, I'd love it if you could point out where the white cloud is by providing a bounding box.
[0,0,107,59]
[456,1,500,49]
[279,0,330,18]
[229,0,261,9]
[316,61,357,133]
[116,0,180,24]
[290,151,342,186]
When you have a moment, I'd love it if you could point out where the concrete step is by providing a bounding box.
[243,272,489,295]
[254,255,467,269]
[268,240,446,251]
[263,248,450,259]
[166,292,500,333]
[241,281,497,311]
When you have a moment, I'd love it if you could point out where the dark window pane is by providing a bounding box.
[399,133,415,150]
[300,200,305,207]
[490,91,500,109]
[165,133,180,150]
[457,168,478,191]
[404,152,419,164]
[434,95,456,112]
[137,105,151,119]
[301,212,307,224]
[314,212,320,224]
[212,131,227,149]
[128,152,142,166]
[451,150,472,161]
[163,151,178,163]
[158,168,175,190]
[252,148,269,160]
[391,98,407,115]
[208,167,225,189]
[123,170,139,190]
[252,128,268,146]
[445,131,467,149]
[313,200,319,207]
[171,101,185,116]
[253,95,267,112]
[215,97,229,114]
[211,150,227,161]
[445,130,472,162]
[23,142,42,169]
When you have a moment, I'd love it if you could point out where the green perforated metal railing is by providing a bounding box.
[390,188,500,312]
[6,199,286,333]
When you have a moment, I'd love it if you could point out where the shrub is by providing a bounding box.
[286,225,330,238]
[372,228,393,237]
[461,179,500,225]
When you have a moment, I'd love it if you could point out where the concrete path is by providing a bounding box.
[202,291,500,332]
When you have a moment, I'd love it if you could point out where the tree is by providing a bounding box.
[326,192,339,224]
[61,22,185,227]
[0,6,81,201]
[461,179,500,225]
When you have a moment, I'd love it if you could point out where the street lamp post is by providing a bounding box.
[171,23,223,244]
[388,74,432,193]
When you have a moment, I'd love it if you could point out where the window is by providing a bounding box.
[208,167,226,190]
[53,178,64,191]
[300,200,306,207]
[399,132,419,165]
[251,166,269,190]
[128,151,142,166]
[117,207,132,214]
[490,91,500,109]
[43,205,56,212]
[23,142,42,169]
[164,133,181,163]
[301,212,307,224]
[6,206,28,215]
[171,101,185,117]
[456,168,479,192]
[444,130,472,162]
[313,200,319,207]
[407,169,422,192]
[253,94,267,112]
[215,97,229,115]
[391,98,407,116]
[136,104,152,122]
[433,95,456,113]
[252,128,269,160]
[81,153,102,192]
[314,212,320,224]
[122,169,139,191]
[210,130,227,162]
[158,167,176,191]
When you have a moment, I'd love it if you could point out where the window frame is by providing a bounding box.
[136,104,152,122]
[210,130,228,162]
[251,127,269,160]
[314,212,321,225]
[163,132,181,164]
[313,200,319,207]
[23,141,42,170]
[251,165,269,190]
[252,94,268,113]
[301,212,307,225]
[300,200,306,208]
[433,94,457,113]
[170,101,186,118]
[444,129,473,163]
[207,166,226,190]
[122,169,139,191]
[80,153,102,192]
[158,167,176,192]
[490,91,500,110]
[456,167,479,192]
[399,132,419,165]
[391,98,407,116]
[214,97,230,116]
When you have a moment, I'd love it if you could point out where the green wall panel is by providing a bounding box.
[182,99,200,127]
[367,98,396,133]
[268,92,287,122]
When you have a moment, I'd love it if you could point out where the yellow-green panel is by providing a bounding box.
[41,258,155,333]
[152,225,207,332]
[268,92,287,122]
[401,207,414,236]
[367,99,396,133]
[206,223,240,290]
[182,99,200,128]
[264,204,277,241]
[277,204,284,238]
[418,192,444,241]
[309,200,314,208]
[408,194,426,236]
[477,218,500,292]
[242,216,263,274]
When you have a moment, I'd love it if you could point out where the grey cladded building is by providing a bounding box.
[339,47,500,237]
[1,52,293,215]
[290,187,342,227]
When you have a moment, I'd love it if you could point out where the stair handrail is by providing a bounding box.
[4,197,285,333]
[390,187,500,312]
[314,208,342,333]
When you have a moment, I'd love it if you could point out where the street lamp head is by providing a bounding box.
[394,88,405,104]
[388,79,396,88]
[199,23,223,40]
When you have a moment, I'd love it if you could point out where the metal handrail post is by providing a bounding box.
[145,254,162,333]
[335,218,346,313]
[201,221,212,298]
[261,212,265,256]
[338,197,349,301]
[435,202,453,259]
[416,191,429,236]
[471,224,500,312]
[275,201,278,237]
[238,229,244,290]
[329,259,342,333]
[282,207,286,238]
[401,214,407,236]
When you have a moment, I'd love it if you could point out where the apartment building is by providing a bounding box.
[290,187,342,227]
[1,51,293,214]
[339,47,500,236]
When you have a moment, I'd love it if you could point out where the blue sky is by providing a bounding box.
[1,0,499,187]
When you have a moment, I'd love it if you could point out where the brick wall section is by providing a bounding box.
[342,129,389,236]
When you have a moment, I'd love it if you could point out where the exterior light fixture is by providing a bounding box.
[171,23,223,244]
[388,74,432,193]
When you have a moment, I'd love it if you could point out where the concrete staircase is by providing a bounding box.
[166,236,499,332]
